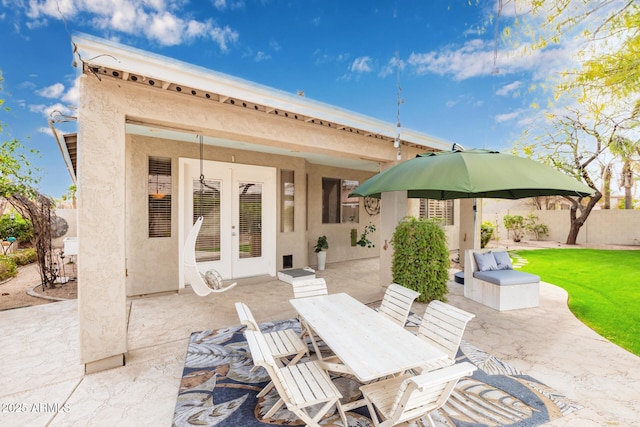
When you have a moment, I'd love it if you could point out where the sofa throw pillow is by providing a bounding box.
[492,251,513,270]
[203,269,223,290]
[474,251,498,271]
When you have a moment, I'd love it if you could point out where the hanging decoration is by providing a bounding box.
[364,196,381,215]
[182,133,237,295]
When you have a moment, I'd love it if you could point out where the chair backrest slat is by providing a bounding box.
[235,302,260,331]
[390,362,477,425]
[418,301,475,360]
[378,283,420,326]
[292,278,328,299]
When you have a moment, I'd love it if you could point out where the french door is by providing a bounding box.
[181,159,276,280]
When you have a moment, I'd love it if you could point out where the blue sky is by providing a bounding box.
[0,0,576,198]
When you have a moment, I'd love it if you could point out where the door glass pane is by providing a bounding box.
[281,169,294,232]
[341,179,359,223]
[239,182,262,258]
[148,157,172,238]
[322,178,340,223]
[193,179,221,262]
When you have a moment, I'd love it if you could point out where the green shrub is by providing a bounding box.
[0,213,33,245]
[525,214,549,240]
[503,214,526,242]
[9,248,37,266]
[480,221,495,248]
[0,255,18,281]
[391,217,449,303]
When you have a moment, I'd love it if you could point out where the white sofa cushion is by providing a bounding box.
[473,270,540,286]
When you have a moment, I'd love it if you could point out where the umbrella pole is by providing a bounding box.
[473,198,477,250]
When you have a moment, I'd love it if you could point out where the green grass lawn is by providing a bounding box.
[514,249,640,356]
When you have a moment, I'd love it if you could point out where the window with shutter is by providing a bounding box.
[420,199,454,226]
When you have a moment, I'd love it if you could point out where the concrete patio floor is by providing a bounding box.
[1,257,639,426]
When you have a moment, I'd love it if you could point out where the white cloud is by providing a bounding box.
[37,83,65,98]
[314,50,350,65]
[496,81,522,96]
[407,38,576,82]
[351,56,373,73]
[444,94,484,109]
[254,51,271,62]
[62,78,80,104]
[27,0,79,20]
[269,40,281,52]
[22,0,239,51]
[29,102,75,119]
[379,56,405,78]
[209,25,239,52]
[494,109,524,123]
[38,126,54,136]
[146,11,185,45]
[212,0,244,10]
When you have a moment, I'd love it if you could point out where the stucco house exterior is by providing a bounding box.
[56,33,478,373]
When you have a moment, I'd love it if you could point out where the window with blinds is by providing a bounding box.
[420,199,454,226]
[148,157,172,238]
[193,179,221,262]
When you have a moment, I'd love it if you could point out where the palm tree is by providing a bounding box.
[609,136,640,209]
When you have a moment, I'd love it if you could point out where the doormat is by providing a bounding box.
[172,319,581,426]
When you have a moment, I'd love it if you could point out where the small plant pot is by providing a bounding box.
[316,250,327,270]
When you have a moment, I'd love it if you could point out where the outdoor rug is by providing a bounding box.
[172,318,581,427]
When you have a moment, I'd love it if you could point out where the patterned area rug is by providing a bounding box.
[172,318,581,427]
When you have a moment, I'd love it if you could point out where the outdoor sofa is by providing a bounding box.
[464,249,540,311]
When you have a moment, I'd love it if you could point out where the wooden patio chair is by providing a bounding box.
[245,329,348,426]
[378,283,420,327]
[359,362,477,427]
[414,300,475,373]
[235,302,309,399]
[291,278,330,358]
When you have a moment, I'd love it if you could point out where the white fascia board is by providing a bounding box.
[72,33,452,152]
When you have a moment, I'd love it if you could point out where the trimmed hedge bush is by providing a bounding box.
[10,248,37,266]
[391,216,449,303]
[0,255,18,281]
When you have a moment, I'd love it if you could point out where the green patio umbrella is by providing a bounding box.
[350,148,594,200]
[350,148,594,257]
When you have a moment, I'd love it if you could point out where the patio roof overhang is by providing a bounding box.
[59,33,453,178]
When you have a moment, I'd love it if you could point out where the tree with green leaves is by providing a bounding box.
[500,1,639,99]
[496,1,639,238]
[1,92,40,199]
[609,136,640,209]
[1,71,60,289]
[516,96,639,243]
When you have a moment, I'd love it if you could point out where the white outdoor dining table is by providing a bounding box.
[289,292,448,383]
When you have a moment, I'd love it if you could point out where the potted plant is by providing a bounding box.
[314,235,329,270]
